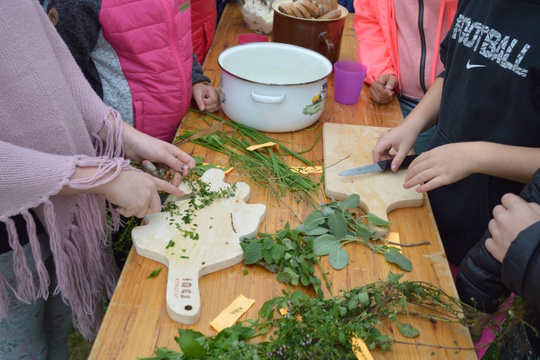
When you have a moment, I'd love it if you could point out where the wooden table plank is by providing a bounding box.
[89,3,475,359]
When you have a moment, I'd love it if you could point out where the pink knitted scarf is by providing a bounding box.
[0,0,134,339]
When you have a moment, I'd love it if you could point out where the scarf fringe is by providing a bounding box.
[23,211,50,299]
[5,218,36,303]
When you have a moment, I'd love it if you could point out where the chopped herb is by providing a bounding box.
[165,240,175,249]
[181,255,189,259]
[148,268,162,278]
[243,269,248,275]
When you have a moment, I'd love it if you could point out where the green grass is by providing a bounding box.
[68,330,92,359]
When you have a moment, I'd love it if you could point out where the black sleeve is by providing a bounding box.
[501,221,540,316]
[53,0,103,97]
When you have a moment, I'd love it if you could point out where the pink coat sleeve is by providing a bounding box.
[353,0,397,85]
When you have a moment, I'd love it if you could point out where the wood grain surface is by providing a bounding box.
[89,4,476,359]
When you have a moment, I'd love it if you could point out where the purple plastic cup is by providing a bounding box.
[333,61,367,105]
[238,33,269,44]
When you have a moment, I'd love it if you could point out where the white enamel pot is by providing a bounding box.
[218,42,332,132]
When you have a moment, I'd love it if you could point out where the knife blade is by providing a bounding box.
[338,154,419,176]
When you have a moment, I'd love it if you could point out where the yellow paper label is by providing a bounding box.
[387,231,401,252]
[209,294,255,332]
[352,337,375,360]
[201,163,234,174]
[246,142,279,151]
[289,165,323,174]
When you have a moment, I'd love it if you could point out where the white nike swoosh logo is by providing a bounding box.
[466,60,486,69]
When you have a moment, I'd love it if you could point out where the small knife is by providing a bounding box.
[338,154,419,176]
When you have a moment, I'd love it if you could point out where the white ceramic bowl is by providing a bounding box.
[237,0,275,34]
[218,42,332,132]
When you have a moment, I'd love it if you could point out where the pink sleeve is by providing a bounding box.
[353,0,397,84]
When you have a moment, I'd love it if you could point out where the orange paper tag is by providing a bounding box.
[246,142,279,151]
[387,232,401,252]
[209,294,255,332]
[352,337,375,360]
[289,165,323,174]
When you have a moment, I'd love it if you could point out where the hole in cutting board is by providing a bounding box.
[185,305,193,311]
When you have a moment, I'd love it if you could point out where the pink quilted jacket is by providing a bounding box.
[100,0,193,143]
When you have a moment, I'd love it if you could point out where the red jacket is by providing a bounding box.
[191,0,217,65]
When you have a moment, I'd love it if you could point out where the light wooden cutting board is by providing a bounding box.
[132,169,266,324]
[323,123,424,235]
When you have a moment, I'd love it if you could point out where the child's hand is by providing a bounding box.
[372,122,417,167]
[122,122,195,184]
[100,170,183,218]
[192,82,220,112]
[485,193,540,262]
[369,74,397,103]
[403,143,477,192]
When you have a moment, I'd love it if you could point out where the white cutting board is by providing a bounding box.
[323,123,423,235]
[132,169,266,324]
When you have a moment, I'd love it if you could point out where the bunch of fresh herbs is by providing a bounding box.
[176,111,322,207]
[140,272,514,360]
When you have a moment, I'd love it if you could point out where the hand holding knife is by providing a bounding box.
[338,154,418,176]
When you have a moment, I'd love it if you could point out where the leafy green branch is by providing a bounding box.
[140,272,521,360]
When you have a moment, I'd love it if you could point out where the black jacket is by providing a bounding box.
[457,168,540,355]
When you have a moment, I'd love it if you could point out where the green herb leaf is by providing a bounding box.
[243,241,263,265]
[328,212,348,238]
[320,204,335,216]
[328,246,350,270]
[367,213,392,227]
[385,249,413,272]
[176,329,206,358]
[148,268,162,278]
[303,211,325,231]
[305,227,330,236]
[165,240,175,249]
[358,290,369,307]
[340,194,360,210]
[313,234,340,255]
[397,321,420,338]
[271,244,287,261]
[355,226,372,242]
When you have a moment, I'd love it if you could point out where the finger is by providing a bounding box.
[491,204,506,218]
[386,76,398,90]
[529,202,540,215]
[155,177,183,197]
[500,193,525,209]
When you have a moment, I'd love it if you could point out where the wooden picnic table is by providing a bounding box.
[89,3,476,359]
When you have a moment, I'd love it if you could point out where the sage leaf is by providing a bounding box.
[340,194,360,210]
[397,322,420,338]
[384,248,412,272]
[320,205,334,216]
[295,223,306,233]
[328,246,350,270]
[305,227,329,236]
[244,241,263,265]
[303,211,325,231]
[367,213,392,227]
[328,212,348,238]
[313,234,340,255]
[355,226,372,242]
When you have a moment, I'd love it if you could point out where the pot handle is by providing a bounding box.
[319,31,335,63]
[251,91,286,104]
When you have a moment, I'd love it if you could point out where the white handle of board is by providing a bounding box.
[165,262,201,324]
